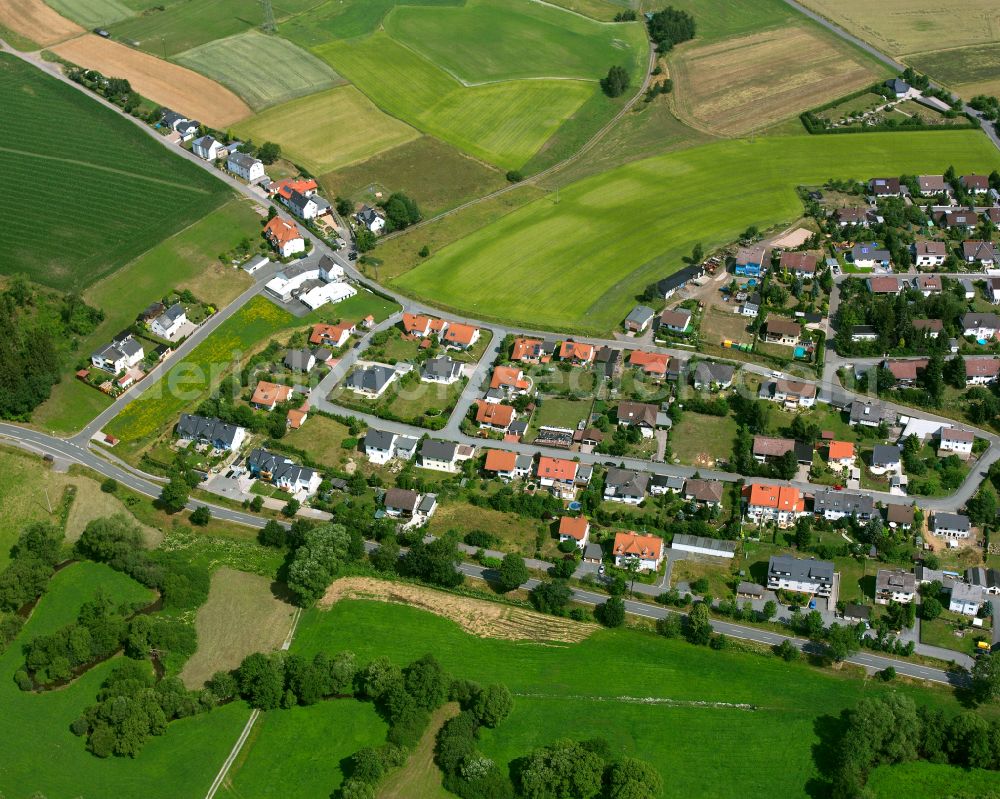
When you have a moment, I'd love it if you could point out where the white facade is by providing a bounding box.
[150,309,187,341]
[300,281,356,310]
[227,153,266,182]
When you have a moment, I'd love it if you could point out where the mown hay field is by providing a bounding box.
[908,45,1000,98]
[50,35,251,126]
[234,85,419,174]
[670,25,888,136]
[383,0,647,83]
[46,0,132,28]
[0,0,82,47]
[315,32,594,169]
[278,0,464,48]
[394,131,999,334]
[175,30,343,111]
[0,53,231,291]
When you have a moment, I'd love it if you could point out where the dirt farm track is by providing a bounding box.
[50,36,252,128]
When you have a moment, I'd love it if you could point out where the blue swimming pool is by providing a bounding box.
[794,346,807,358]
[567,501,582,511]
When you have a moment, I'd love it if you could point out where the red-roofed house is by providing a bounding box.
[511,337,545,363]
[443,323,480,350]
[402,313,437,337]
[263,217,305,258]
[827,441,855,470]
[484,449,518,480]
[537,456,578,499]
[867,276,902,295]
[271,178,318,199]
[780,251,818,277]
[475,401,516,432]
[490,365,532,395]
[966,357,1000,385]
[287,402,309,430]
[559,340,595,365]
[884,358,930,386]
[613,531,664,571]
[310,322,355,348]
[745,484,805,527]
[559,516,590,549]
[629,350,670,378]
[251,381,294,410]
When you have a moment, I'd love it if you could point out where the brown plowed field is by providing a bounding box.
[51,36,251,126]
[0,0,82,47]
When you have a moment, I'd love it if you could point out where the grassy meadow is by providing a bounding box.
[234,85,420,174]
[0,561,251,798]
[175,30,342,110]
[47,0,132,28]
[867,761,1000,798]
[908,45,1000,98]
[278,0,463,48]
[0,53,230,292]
[250,597,978,799]
[393,131,1000,333]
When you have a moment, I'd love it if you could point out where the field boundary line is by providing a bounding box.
[527,0,623,25]
[0,145,213,193]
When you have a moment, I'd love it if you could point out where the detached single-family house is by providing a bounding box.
[961,312,1000,340]
[443,323,480,350]
[658,307,692,333]
[247,448,320,497]
[604,468,649,505]
[883,358,929,386]
[192,135,226,160]
[150,303,187,341]
[537,456,578,499]
[867,276,902,295]
[949,582,983,616]
[870,444,901,475]
[251,381,294,410]
[931,512,972,540]
[263,217,305,258]
[420,439,461,472]
[876,569,917,605]
[613,531,664,572]
[771,378,817,409]
[835,207,870,227]
[624,305,655,334]
[827,440,855,470]
[650,474,684,496]
[345,364,397,398]
[740,291,761,317]
[734,245,769,277]
[364,429,397,465]
[91,335,144,373]
[511,337,545,364]
[965,357,1000,385]
[885,503,915,530]
[914,275,942,296]
[767,555,834,597]
[745,484,804,527]
[961,174,990,194]
[310,322,354,348]
[475,401,516,432]
[780,251,818,277]
[917,175,948,196]
[629,351,670,379]
[559,340,595,365]
[402,313,445,339]
[281,188,327,221]
[558,516,590,550]
[763,318,802,346]
[912,319,943,338]
[683,478,724,507]
[913,240,947,267]
[357,205,386,234]
[227,151,266,182]
[869,177,901,197]
[813,489,875,521]
[383,487,420,518]
[176,414,246,452]
[940,427,974,456]
[843,604,872,624]
[851,243,891,268]
[962,240,1000,267]
[692,361,734,390]
[421,356,462,384]
[751,435,796,463]
[490,365,531,396]
[616,401,659,435]
[283,349,316,373]
[937,209,978,230]
[484,449,518,481]
[851,325,877,342]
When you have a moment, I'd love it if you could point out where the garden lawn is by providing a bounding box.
[279,598,971,799]
[670,412,737,467]
[313,32,595,169]
[282,414,355,469]
[919,611,989,657]
[0,53,230,292]
[175,30,342,111]
[219,700,388,798]
[383,0,648,83]
[527,397,593,438]
[393,132,999,334]
[0,561,251,798]
[32,200,258,434]
[234,85,419,174]
[867,761,1000,798]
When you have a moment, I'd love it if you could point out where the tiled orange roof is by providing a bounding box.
[273,178,317,199]
[559,516,590,541]
[310,322,354,346]
[613,531,663,559]
[402,313,433,335]
[828,441,854,460]
[484,449,517,472]
[512,337,543,361]
[476,401,514,428]
[629,350,670,375]
[747,483,803,511]
[287,403,309,429]
[537,456,577,482]
[559,340,594,362]
[444,322,478,346]
[251,381,293,407]
[264,217,301,245]
[491,365,530,390]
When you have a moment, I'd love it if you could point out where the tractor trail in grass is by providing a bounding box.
[514,692,760,710]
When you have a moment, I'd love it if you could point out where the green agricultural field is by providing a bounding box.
[234,86,419,174]
[220,700,388,798]
[31,200,259,435]
[46,0,133,28]
[0,561,251,798]
[384,0,647,83]
[0,53,230,292]
[108,0,323,56]
[274,598,974,799]
[315,32,595,169]
[278,0,463,48]
[394,131,999,333]
[867,761,1000,798]
[175,30,342,110]
[908,45,1000,97]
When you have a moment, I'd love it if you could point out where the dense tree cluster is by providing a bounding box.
[286,523,355,605]
[379,192,421,232]
[646,6,696,51]
[518,738,662,799]
[601,65,630,98]
[0,521,64,612]
[397,533,464,588]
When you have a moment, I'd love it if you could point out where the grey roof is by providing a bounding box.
[962,312,1000,330]
[876,569,916,594]
[852,325,877,337]
[813,489,875,517]
[358,205,382,225]
[176,414,244,448]
[154,302,185,329]
[651,474,684,490]
[672,534,737,554]
[850,401,894,425]
[737,581,764,597]
[365,429,395,450]
[584,542,603,561]
[421,356,462,381]
[768,555,835,585]
[418,493,437,514]
[228,151,260,170]
[247,448,315,487]
[933,512,971,533]
[843,603,871,621]
[871,444,901,466]
[951,582,983,604]
[966,567,987,587]
[508,420,528,436]
[605,468,649,496]
[285,188,314,215]
[193,134,217,148]
[625,305,655,326]
[312,347,332,362]
[886,78,910,93]
[421,439,457,462]
[851,243,890,261]
[346,364,395,393]
[693,361,734,385]
[284,349,315,372]
[395,436,418,454]
[656,264,702,296]
[515,454,534,471]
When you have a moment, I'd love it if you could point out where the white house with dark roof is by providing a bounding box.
[950,582,983,616]
[226,151,266,182]
[962,313,1000,340]
[91,335,144,373]
[357,205,386,234]
[150,303,187,341]
[192,135,227,161]
[932,512,972,540]
[421,356,462,384]
[939,428,974,456]
[176,414,246,451]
